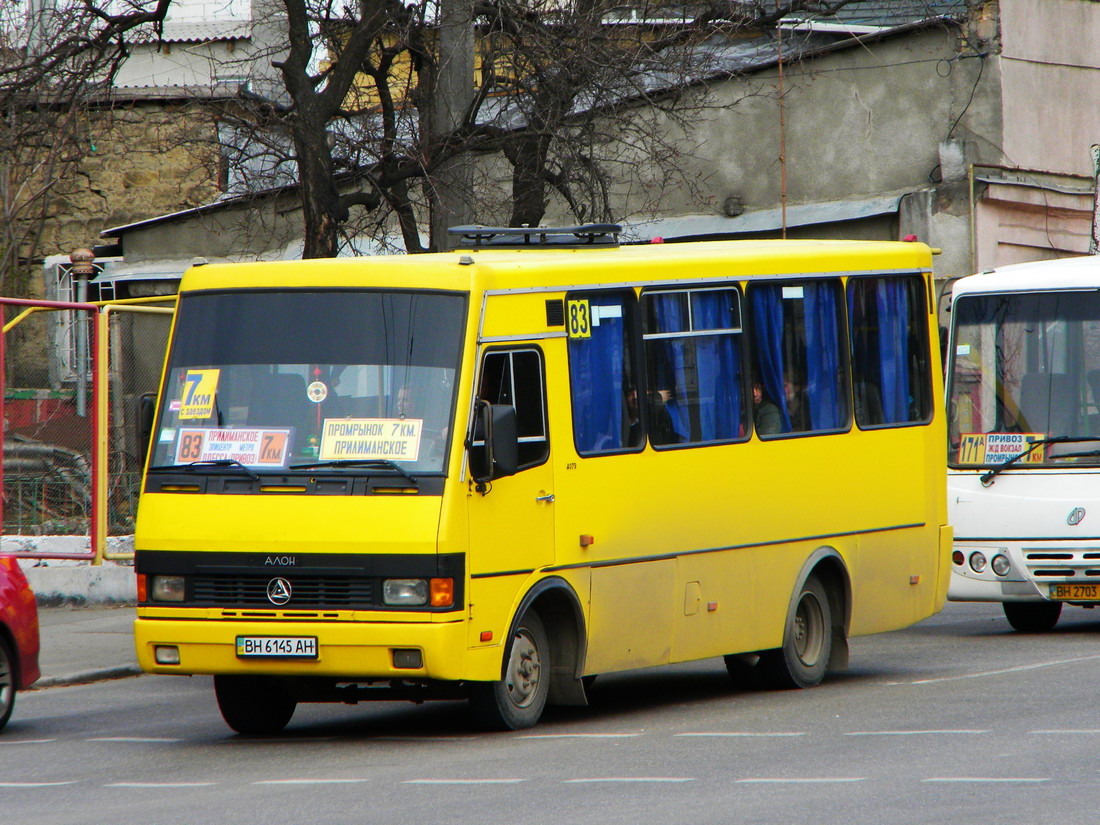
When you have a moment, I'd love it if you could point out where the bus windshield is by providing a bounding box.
[948,289,1100,468]
[149,289,466,475]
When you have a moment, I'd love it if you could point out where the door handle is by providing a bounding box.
[535,493,555,503]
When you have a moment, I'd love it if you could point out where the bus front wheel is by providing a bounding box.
[1003,601,1062,632]
[760,575,832,689]
[214,674,297,735]
[469,611,550,730]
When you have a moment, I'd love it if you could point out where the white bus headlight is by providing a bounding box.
[969,552,988,573]
[383,578,428,606]
[151,575,186,602]
[991,554,1011,576]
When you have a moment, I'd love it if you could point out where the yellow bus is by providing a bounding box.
[134,226,951,734]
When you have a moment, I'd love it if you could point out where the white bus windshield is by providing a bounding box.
[948,289,1100,467]
[150,289,466,474]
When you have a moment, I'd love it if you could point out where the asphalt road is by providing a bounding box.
[5,601,1100,825]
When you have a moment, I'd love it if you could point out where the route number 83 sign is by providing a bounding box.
[567,299,591,339]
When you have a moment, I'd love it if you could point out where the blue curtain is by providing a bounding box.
[569,297,627,452]
[876,279,910,422]
[651,294,690,441]
[804,283,843,430]
[751,286,792,432]
[691,292,742,440]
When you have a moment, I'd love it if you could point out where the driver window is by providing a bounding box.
[477,348,549,469]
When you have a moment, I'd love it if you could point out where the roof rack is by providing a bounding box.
[447,224,622,249]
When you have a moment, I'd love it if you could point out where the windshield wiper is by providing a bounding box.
[288,458,417,482]
[979,436,1100,486]
[149,459,260,481]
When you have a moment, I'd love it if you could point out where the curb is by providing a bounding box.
[22,564,136,607]
[33,665,144,690]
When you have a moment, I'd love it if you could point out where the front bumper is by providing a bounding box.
[134,612,489,681]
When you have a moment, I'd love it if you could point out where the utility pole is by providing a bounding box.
[1090,144,1100,255]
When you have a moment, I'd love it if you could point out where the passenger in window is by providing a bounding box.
[785,374,807,431]
[753,381,781,436]
[647,388,678,445]
[624,385,645,447]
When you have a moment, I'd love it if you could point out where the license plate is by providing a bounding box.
[1049,584,1100,601]
[236,636,318,659]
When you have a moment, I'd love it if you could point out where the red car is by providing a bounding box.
[0,556,40,731]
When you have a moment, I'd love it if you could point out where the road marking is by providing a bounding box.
[403,779,527,785]
[519,733,642,739]
[923,777,1050,783]
[845,730,988,736]
[896,654,1100,685]
[254,779,370,785]
[106,782,218,788]
[0,781,78,788]
[370,736,477,742]
[88,737,182,743]
[0,739,57,745]
[1032,729,1100,735]
[676,732,805,738]
[564,778,695,784]
[736,778,865,784]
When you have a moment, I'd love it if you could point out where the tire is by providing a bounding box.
[470,611,550,730]
[214,674,297,735]
[0,636,15,732]
[1003,600,1062,633]
[759,575,832,690]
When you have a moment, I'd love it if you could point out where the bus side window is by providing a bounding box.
[748,280,848,435]
[567,290,640,455]
[475,348,549,470]
[847,275,933,428]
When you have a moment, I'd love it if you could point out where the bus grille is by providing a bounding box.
[191,575,374,607]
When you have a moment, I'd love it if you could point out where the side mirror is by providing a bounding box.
[137,392,157,466]
[468,402,519,488]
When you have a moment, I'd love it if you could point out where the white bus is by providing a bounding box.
[946,255,1100,631]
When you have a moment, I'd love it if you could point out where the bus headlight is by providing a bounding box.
[151,575,186,602]
[969,552,988,573]
[383,579,428,606]
[991,554,1012,577]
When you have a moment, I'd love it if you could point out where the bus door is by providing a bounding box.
[466,347,555,637]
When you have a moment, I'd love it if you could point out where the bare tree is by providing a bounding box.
[0,0,173,295]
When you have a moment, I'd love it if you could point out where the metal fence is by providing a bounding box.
[1,297,175,561]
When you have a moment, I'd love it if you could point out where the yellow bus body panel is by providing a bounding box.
[136,238,948,690]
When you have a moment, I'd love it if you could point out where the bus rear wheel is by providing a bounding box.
[214,674,297,735]
[1003,601,1062,632]
[469,611,549,730]
[760,575,832,689]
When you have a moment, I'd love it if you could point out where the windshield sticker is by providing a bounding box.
[179,369,221,420]
[320,418,422,461]
[958,432,1045,465]
[307,381,328,403]
[174,427,291,467]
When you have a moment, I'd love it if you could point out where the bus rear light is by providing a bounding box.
[430,578,454,607]
[969,552,988,573]
[991,554,1011,576]
[952,550,964,566]
[383,578,428,606]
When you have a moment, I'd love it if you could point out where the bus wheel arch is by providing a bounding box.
[760,549,851,689]
[469,577,588,729]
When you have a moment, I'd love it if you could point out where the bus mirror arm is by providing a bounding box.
[137,392,157,467]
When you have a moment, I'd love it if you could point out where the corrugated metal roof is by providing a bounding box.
[807,0,970,27]
[622,192,912,241]
[128,20,252,45]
